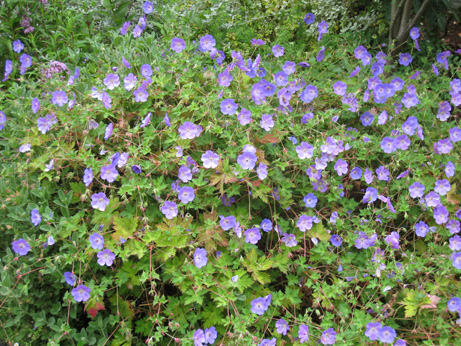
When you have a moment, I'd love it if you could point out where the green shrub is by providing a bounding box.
[1,3,461,346]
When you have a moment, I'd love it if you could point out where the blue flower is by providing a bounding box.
[31,209,41,226]
[194,248,208,268]
[303,193,317,208]
[64,272,76,286]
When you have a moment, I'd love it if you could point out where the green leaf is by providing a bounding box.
[112,215,138,241]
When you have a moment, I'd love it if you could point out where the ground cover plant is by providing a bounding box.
[1,2,461,346]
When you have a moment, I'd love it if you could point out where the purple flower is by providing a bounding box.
[237,151,257,170]
[251,296,270,315]
[257,162,268,180]
[297,215,313,232]
[218,69,233,87]
[140,112,151,128]
[104,123,114,141]
[164,113,170,127]
[220,215,236,230]
[89,233,104,250]
[83,168,94,186]
[170,38,186,53]
[333,81,347,96]
[350,167,362,180]
[3,60,12,81]
[244,227,261,244]
[261,219,272,232]
[250,38,265,46]
[296,142,314,159]
[194,248,208,268]
[399,53,412,66]
[378,326,396,344]
[437,50,450,70]
[283,61,296,74]
[143,1,153,14]
[201,150,219,169]
[437,101,452,121]
[317,21,328,41]
[363,322,382,341]
[371,62,384,76]
[0,111,5,130]
[272,44,284,57]
[452,252,461,269]
[330,234,342,247]
[447,220,460,234]
[132,25,143,38]
[260,114,274,131]
[178,186,195,204]
[19,143,31,153]
[346,66,360,79]
[97,249,115,266]
[133,87,148,102]
[376,166,390,181]
[161,201,178,219]
[425,191,441,207]
[303,193,317,208]
[100,164,118,183]
[204,327,217,344]
[274,71,288,86]
[12,39,24,53]
[385,231,400,249]
[221,98,238,115]
[354,46,367,59]
[199,34,216,51]
[275,318,289,335]
[178,121,200,139]
[448,297,461,312]
[300,85,318,103]
[64,272,76,286]
[19,53,32,70]
[122,56,131,68]
[409,182,425,198]
[334,159,348,176]
[140,64,152,78]
[449,235,461,250]
[381,137,397,154]
[72,284,91,303]
[124,73,137,90]
[316,46,326,62]
[449,127,461,143]
[360,112,374,126]
[36,115,52,134]
[436,138,453,154]
[31,209,41,226]
[433,205,449,224]
[120,21,130,35]
[415,221,429,237]
[363,168,374,184]
[51,90,68,107]
[320,328,336,345]
[178,165,192,183]
[103,73,120,90]
[132,165,142,174]
[410,27,420,40]
[91,192,110,211]
[12,238,30,256]
[298,61,310,68]
[298,324,309,343]
[282,233,297,247]
[363,187,378,203]
[31,97,40,114]
[193,329,205,346]
[445,161,455,178]
[396,134,411,150]
[303,13,315,24]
